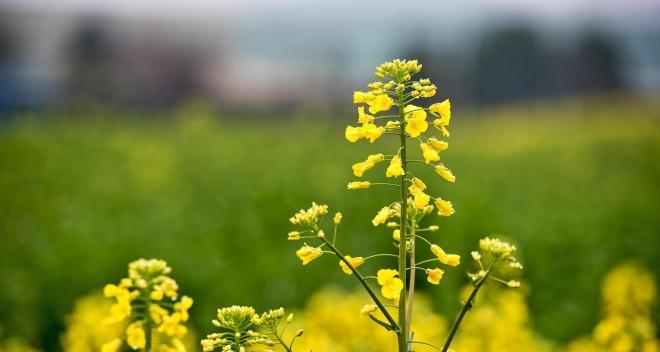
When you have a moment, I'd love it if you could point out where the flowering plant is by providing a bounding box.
[287,59,523,352]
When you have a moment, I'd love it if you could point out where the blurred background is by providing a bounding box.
[0,0,659,351]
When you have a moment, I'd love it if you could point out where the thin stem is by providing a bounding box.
[405,219,416,333]
[318,236,400,332]
[364,253,399,260]
[409,341,441,351]
[440,267,492,352]
[274,331,293,352]
[145,318,152,352]
[397,87,409,352]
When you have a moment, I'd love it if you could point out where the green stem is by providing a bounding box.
[397,88,409,352]
[145,319,152,352]
[405,219,416,333]
[440,268,491,352]
[274,332,293,352]
[319,237,400,332]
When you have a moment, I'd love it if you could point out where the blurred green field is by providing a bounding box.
[1,97,659,350]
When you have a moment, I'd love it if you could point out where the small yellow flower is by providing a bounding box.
[435,164,455,182]
[413,191,431,209]
[404,104,426,120]
[101,339,121,352]
[430,99,451,137]
[426,268,445,285]
[427,138,448,152]
[377,269,404,300]
[435,197,455,216]
[345,125,364,142]
[386,155,404,177]
[360,304,378,316]
[126,321,146,350]
[357,107,374,124]
[420,143,440,164]
[430,244,460,267]
[158,312,187,337]
[362,123,385,143]
[385,120,400,130]
[347,181,371,190]
[353,154,385,177]
[149,288,164,301]
[408,177,426,194]
[507,280,521,288]
[339,256,365,275]
[287,231,301,240]
[404,104,428,137]
[367,94,393,114]
[149,303,169,324]
[296,244,323,265]
[334,212,343,224]
[372,206,395,226]
[353,91,375,104]
[392,229,401,241]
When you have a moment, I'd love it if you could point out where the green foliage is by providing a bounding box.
[0,97,658,350]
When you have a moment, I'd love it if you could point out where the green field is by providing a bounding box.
[1,97,659,350]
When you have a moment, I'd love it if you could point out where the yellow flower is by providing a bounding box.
[435,164,455,182]
[149,303,169,324]
[357,107,374,124]
[413,191,430,209]
[377,269,404,300]
[353,91,375,104]
[345,125,364,142]
[126,321,146,350]
[385,120,400,130]
[108,296,132,323]
[367,94,393,114]
[426,268,445,285]
[296,243,323,265]
[174,296,193,321]
[392,229,401,241]
[333,212,343,224]
[347,181,371,190]
[103,284,121,298]
[507,280,521,288]
[287,231,301,240]
[430,99,451,137]
[427,138,448,152]
[386,155,404,178]
[435,197,454,216]
[404,105,428,137]
[372,206,395,226]
[431,244,460,267]
[408,177,426,194]
[360,304,378,316]
[150,287,164,301]
[361,123,384,143]
[101,338,122,352]
[352,154,385,177]
[158,312,187,337]
[420,143,439,164]
[404,104,426,120]
[339,256,365,275]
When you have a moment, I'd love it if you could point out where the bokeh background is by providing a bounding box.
[1,0,659,351]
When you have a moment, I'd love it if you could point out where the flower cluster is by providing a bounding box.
[467,237,523,287]
[102,259,193,352]
[201,306,300,352]
[288,59,471,352]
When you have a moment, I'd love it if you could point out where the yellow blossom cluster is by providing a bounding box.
[201,306,300,352]
[564,263,659,352]
[467,237,523,287]
[102,259,193,352]
[291,288,446,352]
